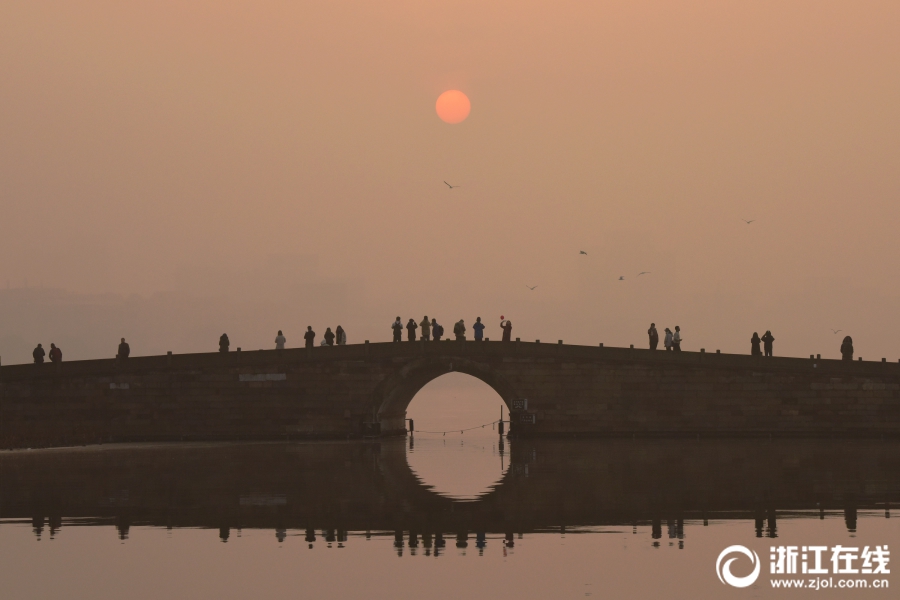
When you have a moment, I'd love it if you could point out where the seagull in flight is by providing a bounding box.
[618,276,625,281]
[742,218,756,224]
[525,284,538,290]
[579,250,588,255]
[637,271,650,276]
[831,329,842,334]
[444,181,460,189]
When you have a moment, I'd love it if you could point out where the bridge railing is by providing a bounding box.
[1,340,898,381]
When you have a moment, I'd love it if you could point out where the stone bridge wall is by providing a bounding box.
[1,341,899,448]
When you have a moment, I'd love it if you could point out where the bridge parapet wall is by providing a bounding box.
[2,342,899,448]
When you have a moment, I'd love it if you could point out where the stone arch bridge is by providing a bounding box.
[2,340,899,448]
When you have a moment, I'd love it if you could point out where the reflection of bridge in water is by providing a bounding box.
[2,439,897,551]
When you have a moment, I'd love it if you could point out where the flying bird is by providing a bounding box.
[444,181,460,189]
[525,285,538,290]
[742,219,756,224]
[637,271,650,276]
[579,250,588,255]
[618,276,625,281]
[831,329,842,334]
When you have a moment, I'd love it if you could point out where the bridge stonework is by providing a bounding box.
[1,341,899,448]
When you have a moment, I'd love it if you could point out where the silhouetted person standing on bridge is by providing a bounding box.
[762,331,774,357]
[432,318,443,341]
[751,332,762,356]
[454,320,466,341]
[406,318,418,341]
[648,323,659,350]
[672,326,682,352]
[663,328,673,351]
[420,316,431,341]
[219,334,230,352]
[336,325,346,345]
[324,327,335,346]
[48,343,62,363]
[118,338,130,359]
[473,317,485,341]
[33,343,45,364]
[501,319,512,342]
[304,326,315,348]
[841,336,853,361]
[392,317,403,342]
[275,330,286,350]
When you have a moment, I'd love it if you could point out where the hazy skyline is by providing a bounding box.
[3,1,899,365]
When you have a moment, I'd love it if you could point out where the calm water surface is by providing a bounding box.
[1,436,897,599]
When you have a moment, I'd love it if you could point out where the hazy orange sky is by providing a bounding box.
[2,1,899,365]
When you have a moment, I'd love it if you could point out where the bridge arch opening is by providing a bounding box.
[373,357,518,436]
[406,373,506,436]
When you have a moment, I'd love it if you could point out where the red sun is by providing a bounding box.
[436,90,471,124]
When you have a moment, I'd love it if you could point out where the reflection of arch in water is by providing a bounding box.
[405,435,510,501]
[373,357,519,434]
[373,437,517,539]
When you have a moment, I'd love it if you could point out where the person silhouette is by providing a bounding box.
[336,325,346,345]
[648,323,659,350]
[501,319,513,342]
[275,330,286,350]
[841,336,853,361]
[432,318,443,341]
[219,333,230,353]
[420,316,431,341]
[392,317,403,342]
[324,327,335,346]
[118,338,130,359]
[663,328,673,351]
[761,330,775,357]
[32,343,45,364]
[751,332,762,356]
[304,326,316,348]
[672,326,682,352]
[48,343,62,363]
[473,317,485,341]
[453,320,466,341]
[406,318,418,342]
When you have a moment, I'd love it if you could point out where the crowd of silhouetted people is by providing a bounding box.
[26,320,865,363]
[642,324,857,361]
[215,326,349,352]
[646,323,780,356]
[31,339,129,364]
[646,324,686,351]
[389,316,513,343]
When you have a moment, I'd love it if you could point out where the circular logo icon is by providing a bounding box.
[716,545,761,588]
